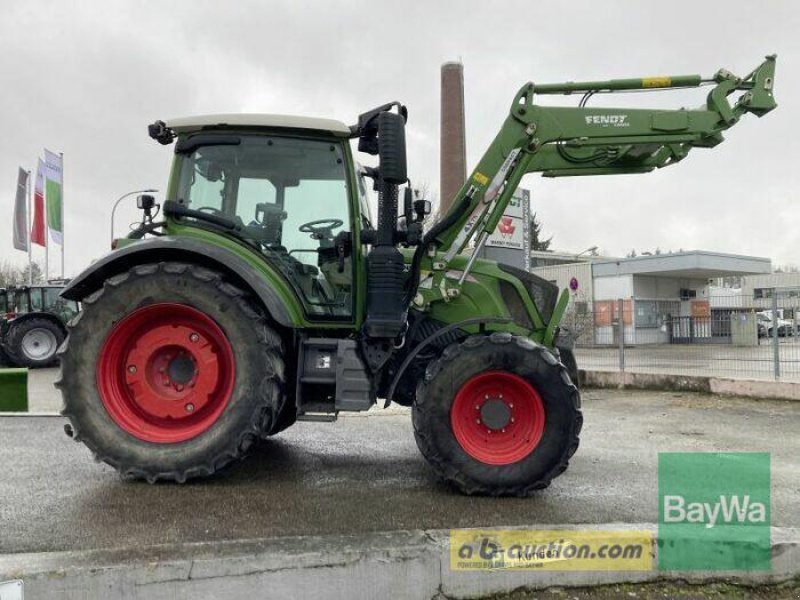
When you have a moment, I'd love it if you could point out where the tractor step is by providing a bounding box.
[295,338,374,414]
[296,412,337,423]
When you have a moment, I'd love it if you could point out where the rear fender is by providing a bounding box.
[61,237,300,328]
[5,313,67,336]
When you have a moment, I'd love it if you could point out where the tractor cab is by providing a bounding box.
[5,285,79,323]
[158,115,365,321]
[147,107,419,338]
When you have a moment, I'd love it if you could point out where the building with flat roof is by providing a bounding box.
[532,250,771,345]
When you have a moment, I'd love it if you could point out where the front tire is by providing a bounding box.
[58,262,285,483]
[413,333,582,496]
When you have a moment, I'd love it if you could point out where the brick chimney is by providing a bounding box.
[440,61,467,217]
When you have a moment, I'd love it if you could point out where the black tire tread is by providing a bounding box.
[56,261,285,484]
[412,332,582,497]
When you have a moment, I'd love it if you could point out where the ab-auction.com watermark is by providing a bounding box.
[450,530,652,571]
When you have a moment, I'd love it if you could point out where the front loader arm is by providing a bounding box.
[434,55,777,260]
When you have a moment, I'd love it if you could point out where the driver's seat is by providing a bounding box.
[254,202,287,245]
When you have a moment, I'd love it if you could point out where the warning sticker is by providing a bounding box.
[642,77,672,88]
[473,172,489,186]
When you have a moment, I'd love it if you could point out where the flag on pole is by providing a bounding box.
[31,159,46,247]
[13,168,29,251]
[44,149,63,245]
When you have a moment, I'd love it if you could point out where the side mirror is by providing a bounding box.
[137,194,156,210]
[413,199,431,218]
[377,112,407,185]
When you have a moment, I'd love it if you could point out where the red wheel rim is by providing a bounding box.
[450,371,545,465]
[96,303,235,443]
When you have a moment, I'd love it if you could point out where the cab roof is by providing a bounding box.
[165,114,352,137]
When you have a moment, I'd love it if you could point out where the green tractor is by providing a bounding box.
[58,57,775,494]
[1,284,80,368]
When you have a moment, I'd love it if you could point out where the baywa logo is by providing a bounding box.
[584,114,629,127]
[663,494,767,529]
[658,452,770,571]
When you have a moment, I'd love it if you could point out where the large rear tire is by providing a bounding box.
[413,332,582,496]
[58,262,285,482]
[6,318,64,368]
[263,397,297,436]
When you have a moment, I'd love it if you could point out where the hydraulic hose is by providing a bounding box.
[404,191,473,305]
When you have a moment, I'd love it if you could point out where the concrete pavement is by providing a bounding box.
[3,525,798,600]
[2,389,799,554]
[25,367,60,413]
[2,375,799,598]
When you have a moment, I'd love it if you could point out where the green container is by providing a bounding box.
[0,368,28,412]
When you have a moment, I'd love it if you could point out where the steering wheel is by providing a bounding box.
[299,218,344,240]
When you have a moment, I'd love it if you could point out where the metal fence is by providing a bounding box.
[566,294,800,382]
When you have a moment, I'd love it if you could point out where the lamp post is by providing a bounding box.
[111,189,158,247]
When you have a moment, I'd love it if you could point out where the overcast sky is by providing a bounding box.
[1,0,797,278]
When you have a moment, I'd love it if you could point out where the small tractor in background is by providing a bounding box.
[58,56,776,495]
[0,284,80,368]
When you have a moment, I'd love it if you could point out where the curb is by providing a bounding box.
[2,524,798,600]
[581,370,800,402]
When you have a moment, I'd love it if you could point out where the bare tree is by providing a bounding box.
[0,261,44,288]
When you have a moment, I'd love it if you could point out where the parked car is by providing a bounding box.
[0,284,80,368]
[756,311,794,338]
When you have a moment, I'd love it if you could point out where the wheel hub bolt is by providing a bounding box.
[127,365,137,374]
[185,403,195,413]
[190,333,200,343]
[176,384,184,392]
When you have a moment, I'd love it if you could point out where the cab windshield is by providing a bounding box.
[176,135,353,319]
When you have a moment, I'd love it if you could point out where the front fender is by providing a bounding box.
[61,237,297,328]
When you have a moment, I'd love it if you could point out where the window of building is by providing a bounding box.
[754,288,773,299]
